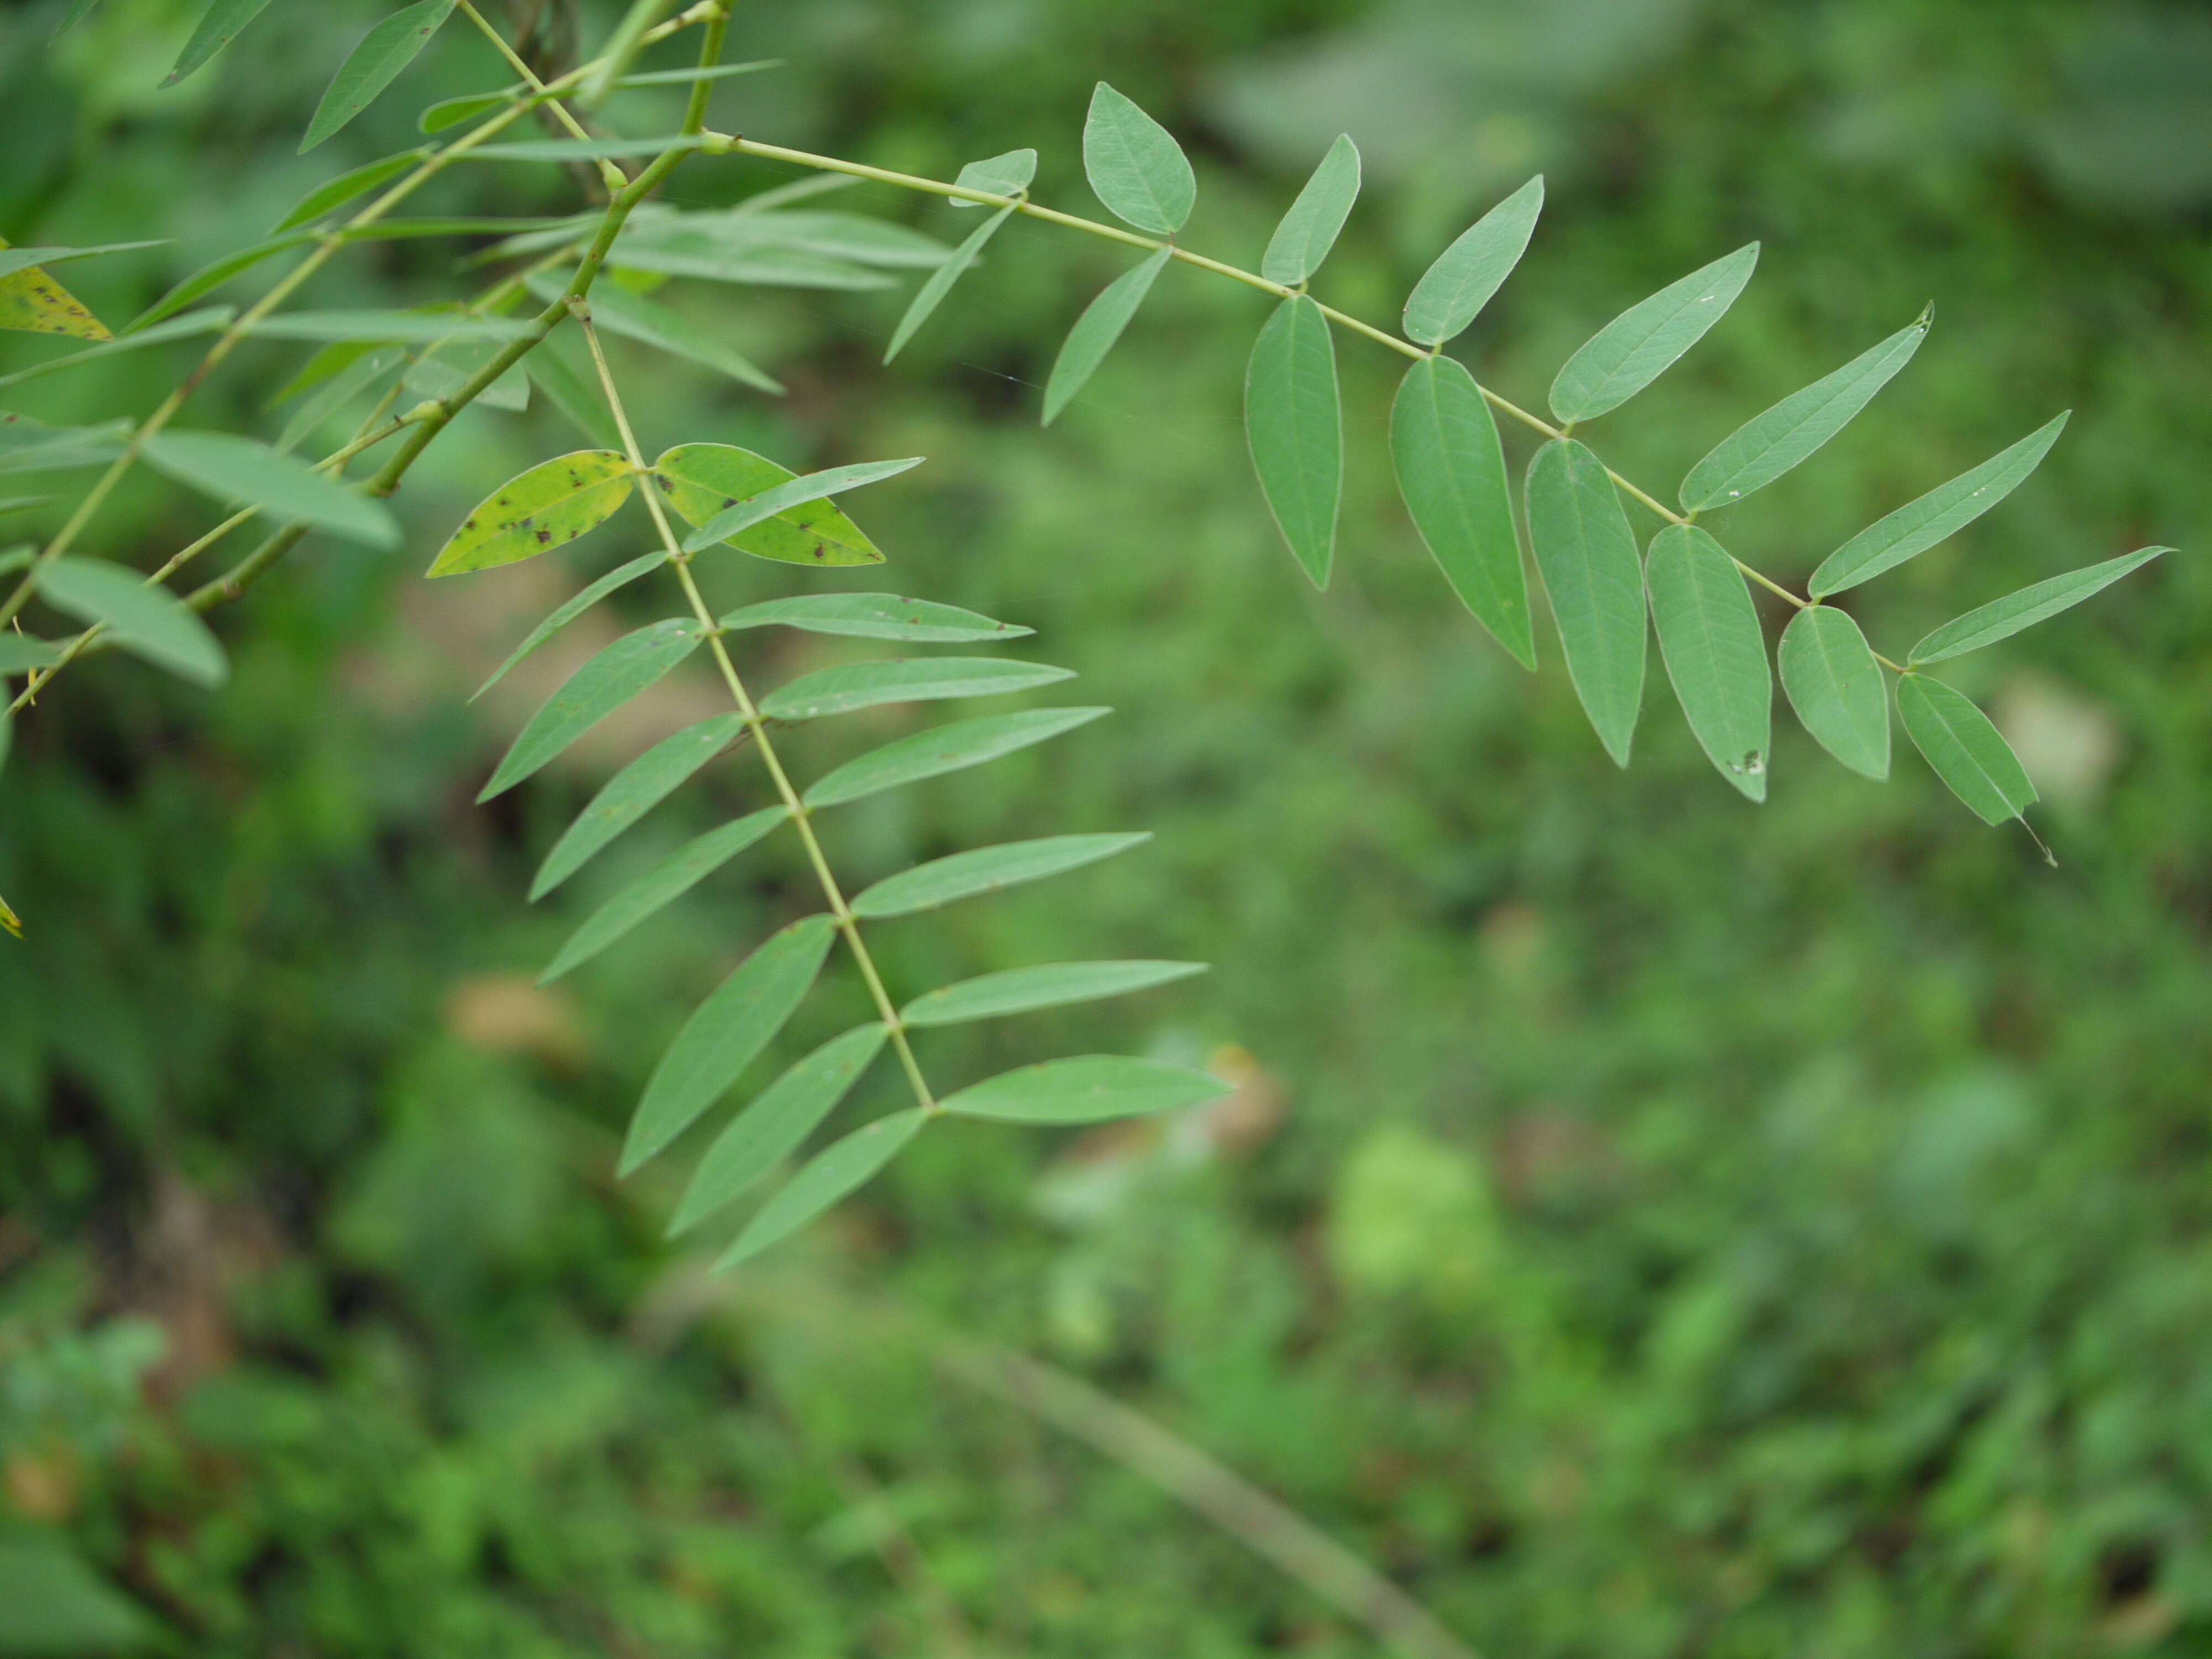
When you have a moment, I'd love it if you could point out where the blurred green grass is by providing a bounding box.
[3,0,2211,1653]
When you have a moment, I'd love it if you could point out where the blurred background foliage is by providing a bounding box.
[2,0,2210,1653]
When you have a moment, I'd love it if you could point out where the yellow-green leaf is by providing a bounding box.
[0,237,112,341]
[427,450,634,576]
[651,443,885,567]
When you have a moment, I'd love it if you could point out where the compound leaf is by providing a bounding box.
[940,1056,1231,1124]
[1042,246,1171,425]
[653,444,884,566]
[804,707,1108,810]
[715,1109,926,1268]
[851,833,1150,919]
[719,592,1029,643]
[622,913,836,1176]
[530,712,748,900]
[540,807,788,983]
[473,550,667,700]
[1390,353,1533,666]
[302,0,458,154]
[1244,293,1341,588]
[760,658,1072,722]
[1897,674,2036,826]
[1261,134,1360,286]
[1811,413,2070,597]
[902,960,1206,1028]
[141,430,399,547]
[669,1025,889,1235]
[1777,604,1888,779]
[1525,439,1645,765]
[38,557,227,687]
[1645,525,1771,800]
[1549,243,1759,425]
[427,450,634,576]
[1680,307,1930,513]
[886,201,1016,363]
[1401,174,1543,348]
[1910,546,2168,665]
[478,619,702,801]
[1082,82,1195,235]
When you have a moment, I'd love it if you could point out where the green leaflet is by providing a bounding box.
[1897,674,2036,826]
[1261,134,1361,286]
[653,445,887,567]
[477,619,703,801]
[939,1057,1231,1125]
[951,149,1037,205]
[467,135,707,163]
[54,0,105,36]
[0,242,168,285]
[529,712,748,901]
[1810,413,2070,598]
[38,557,228,687]
[902,960,1207,1028]
[427,451,635,577]
[1777,605,1889,780]
[127,233,313,331]
[885,202,1016,363]
[302,0,460,154]
[528,274,783,394]
[621,914,837,1177]
[140,430,399,547]
[1082,82,1196,235]
[669,1025,889,1236]
[680,457,924,554]
[473,550,667,701]
[1042,247,1172,425]
[271,148,434,232]
[275,346,404,453]
[578,279,782,392]
[539,807,788,983]
[619,211,950,272]
[719,593,1030,643]
[1645,525,1772,801]
[0,415,129,476]
[804,707,1109,810]
[1244,294,1342,588]
[1389,354,1533,667]
[1679,308,1930,514]
[401,339,529,412]
[851,833,1151,920]
[1401,174,1544,348]
[0,636,65,675]
[760,658,1072,723]
[419,87,519,133]
[1524,439,1646,765]
[0,309,233,395]
[715,1109,926,1269]
[1910,546,2168,665]
[525,339,626,451]
[1549,243,1760,425]
[164,0,278,87]
[249,311,531,343]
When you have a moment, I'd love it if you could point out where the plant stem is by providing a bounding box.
[571,312,940,1115]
